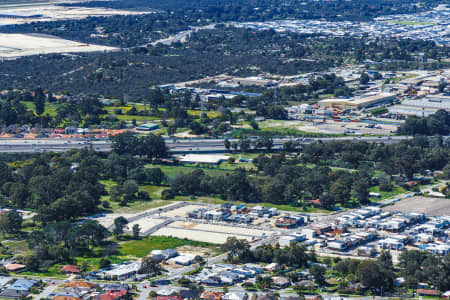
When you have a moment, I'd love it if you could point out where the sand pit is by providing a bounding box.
[0,33,117,57]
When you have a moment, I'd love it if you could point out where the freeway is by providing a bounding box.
[0,136,411,153]
[165,136,411,153]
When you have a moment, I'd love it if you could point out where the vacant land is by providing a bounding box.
[383,196,450,216]
[0,33,116,57]
[119,236,218,257]
[0,4,151,26]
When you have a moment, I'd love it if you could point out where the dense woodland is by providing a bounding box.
[160,135,450,208]
[0,26,448,98]
[62,0,445,22]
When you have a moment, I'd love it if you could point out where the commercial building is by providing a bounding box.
[388,94,450,117]
[179,154,229,165]
[318,92,396,109]
[136,123,160,131]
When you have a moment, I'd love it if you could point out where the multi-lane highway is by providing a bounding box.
[0,136,411,153]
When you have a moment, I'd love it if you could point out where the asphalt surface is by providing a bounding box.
[0,136,411,153]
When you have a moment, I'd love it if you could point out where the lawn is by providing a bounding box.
[118,236,218,258]
[145,164,234,178]
[369,185,407,201]
[3,240,31,256]
[21,101,58,117]
[99,180,173,213]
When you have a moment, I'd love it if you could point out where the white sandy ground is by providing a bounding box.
[0,33,117,57]
[170,221,272,237]
[160,204,206,218]
[91,202,177,228]
[152,227,257,244]
[0,5,151,26]
[125,218,167,233]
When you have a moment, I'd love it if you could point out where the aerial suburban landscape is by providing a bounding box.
[0,0,448,299]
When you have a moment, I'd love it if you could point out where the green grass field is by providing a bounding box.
[369,185,407,200]
[21,101,58,117]
[118,236,219,258]
[145,164,234,178]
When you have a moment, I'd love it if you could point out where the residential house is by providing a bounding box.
[157,297,183,300]
[272,277,290,288]
[61,265,81,274]
[65,281,95,290]
[416,289,440,297]
[53,287,83,299]
[201,291,222,300]
[179,289,200,299]
[54,296,82,300]
[222,292,247,300]
[0,279,37,299]
[4,263,25,273]
[256,295,276,300]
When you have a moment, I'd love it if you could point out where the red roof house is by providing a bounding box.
[61,265,81,274]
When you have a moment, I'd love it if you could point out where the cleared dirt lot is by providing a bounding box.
[170,221,272,237]
[382,196,450,216]
[151,227,257,244]
[160,204,206,218]
[0,5,151,25]
[0,33,116,57]
[126,218,166,233]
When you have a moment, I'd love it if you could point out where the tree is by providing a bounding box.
[0,210,22,236]
[238,137,251,152]
[256,275,273,289]
[132,224,141,239]
[123,180,139,200]
[34,88,46,116]
[319,193,335,210]
[99,258,111,269]
[357,261,393,294]
[377,251,393,271]
[310,264,326,286]
[113,216,128,238]
[351,178,370,205]
[222,237,251,263]
[138,134,168,161]
[224,139,231,150]
[146,168,165,185]
[360,72,370,85]
[111,132,139,155]
[139,256,162,275]
[329,180,351,205]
